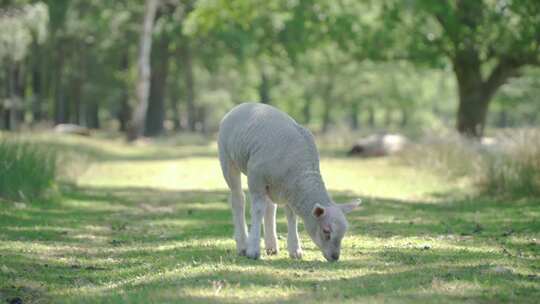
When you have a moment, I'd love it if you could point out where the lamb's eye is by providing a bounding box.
[322,231,331,241]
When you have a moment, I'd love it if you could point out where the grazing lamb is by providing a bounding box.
[218,103,360,261]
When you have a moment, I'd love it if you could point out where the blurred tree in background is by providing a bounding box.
[377,0,540,137]
[0,0,538,137]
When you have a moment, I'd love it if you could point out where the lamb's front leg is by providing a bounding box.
[229,190,248,256]
[246,172,274,259]
[285,205,303,259]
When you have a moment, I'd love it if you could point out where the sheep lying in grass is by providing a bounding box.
[348,133,408,157]
[218,103,360,261]
[54,124,90,136]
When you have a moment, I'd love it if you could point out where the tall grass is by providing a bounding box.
[480,130,540,196]
[0,139,57,202]
[400,129,540,197]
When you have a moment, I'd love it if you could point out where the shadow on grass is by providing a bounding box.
[1,184,539,303]
[72,264,539,304]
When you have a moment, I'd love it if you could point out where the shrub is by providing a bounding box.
[400,129,540,197]
[0,139,57,202]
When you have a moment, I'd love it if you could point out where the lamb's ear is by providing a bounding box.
[339,199,361,214]
[312,204,326,219]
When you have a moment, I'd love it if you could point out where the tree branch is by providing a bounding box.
[482,58,522,100]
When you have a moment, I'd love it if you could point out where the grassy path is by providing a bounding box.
[1,134,539,303]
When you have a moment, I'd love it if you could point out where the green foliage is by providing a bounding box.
[380,0,540,66]
[0,2,48,62]
[0,138,57,202]
[1,0,538,135]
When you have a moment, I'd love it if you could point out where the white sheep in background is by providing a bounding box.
[218,103,360,261]
[348,133,408,157]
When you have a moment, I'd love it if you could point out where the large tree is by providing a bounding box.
[127,0,159,140]
[379,0,540,137]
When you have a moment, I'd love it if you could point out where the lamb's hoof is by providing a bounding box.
[289,250,303,259]
[266,248,279,256]
[246,248,261,260]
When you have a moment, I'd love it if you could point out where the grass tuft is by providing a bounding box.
[479,129,540,196]
[0,138,57,202]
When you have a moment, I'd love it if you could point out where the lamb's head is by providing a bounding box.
[307,200,360,262]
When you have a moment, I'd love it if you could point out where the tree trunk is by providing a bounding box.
[367,106,375,128]
[3,65,13,130]
[454,75,516,137]
[170,87,182,131]
[55,86,68,124]
[32,50,43,122]
[54,47,68,124]
[168,70,181,130]
[118,52,131,132]
[119,98,130,132]
[0,66,6,130]
[70,46,84,125]
[198,106,207,134]
[452,49,520,138]
[497,109,508,128]
[4,63,25,131]
[321,101,331,133]
[145,33,170,136]
[127,0,159,141]
[384,108,392,127]
[86,101,99,129]
[321,83,333,133]
[72,85,81,125]
[400,108,408,127]
[181,38,197,132]
[12,63,25,129]
[456,93,490,137]
[350,102,359,130]
[302,94,312,124]
[1,66,9,129]
[259,68,270,104]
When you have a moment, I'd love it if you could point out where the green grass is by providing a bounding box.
[0,132,539,303]
[0,138,57,202]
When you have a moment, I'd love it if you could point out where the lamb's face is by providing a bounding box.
[310,201,360,262]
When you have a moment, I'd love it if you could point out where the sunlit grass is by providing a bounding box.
[0,132,538,303]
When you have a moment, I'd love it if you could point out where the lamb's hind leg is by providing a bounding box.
[221,159,248,256]
[264,201,279,255]
[245,173,268,259]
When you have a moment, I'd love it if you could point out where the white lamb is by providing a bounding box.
[218,103,359,261]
